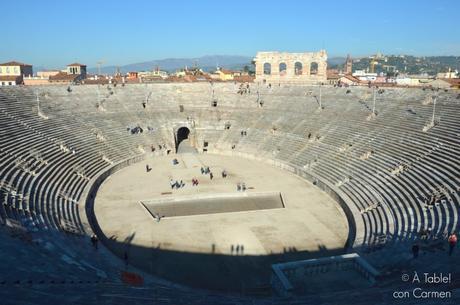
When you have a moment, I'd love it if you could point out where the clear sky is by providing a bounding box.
[1,0,459,68]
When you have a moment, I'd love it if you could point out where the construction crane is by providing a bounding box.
[96,60,104,76]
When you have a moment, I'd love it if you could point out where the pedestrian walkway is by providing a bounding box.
[177,139,197,154]
[180,153,202,169]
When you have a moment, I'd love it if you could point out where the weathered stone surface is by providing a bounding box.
[254,50,327,84]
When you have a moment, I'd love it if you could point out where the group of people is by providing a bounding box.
[200,166,211,174]
[237,182,247,192]
[200,166,214,180]
[230,244,244,255]
[164,164,232,190]
[170,179,185,189]
[237,83,251,95]
[127,125,143,134]
[150,144,171,155]
[127,125,156,135]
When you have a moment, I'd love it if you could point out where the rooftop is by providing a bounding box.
[49,72,80,81]
[67,63,87,67]
[0,61,32,67]
[219,69,238,75]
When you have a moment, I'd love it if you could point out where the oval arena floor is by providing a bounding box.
[94,153,348,290]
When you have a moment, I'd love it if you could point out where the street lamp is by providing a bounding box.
[431,95,437,125]
[372,86,376,116]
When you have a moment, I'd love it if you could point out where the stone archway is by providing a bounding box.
[263,63,271,75]
[176,127,190,151]
[254,50,328,84]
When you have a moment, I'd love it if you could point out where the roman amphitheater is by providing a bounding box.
[1,80,459,304]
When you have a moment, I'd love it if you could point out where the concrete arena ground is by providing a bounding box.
[94,153,349,291]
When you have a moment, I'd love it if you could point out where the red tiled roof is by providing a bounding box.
[327,71,340,79]
[220,69,239,75]
[233,75,255,83]
[49,72,79,81]
[67,63,86,67]
[342,74,361,83]
[82,79,110,85]
[0,61,32,66]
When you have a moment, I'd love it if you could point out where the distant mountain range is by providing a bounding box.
[87,55,254,74]
[86,55,349,74]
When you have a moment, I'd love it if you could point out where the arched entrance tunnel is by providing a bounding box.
[175,126,191,152]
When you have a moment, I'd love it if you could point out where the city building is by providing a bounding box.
[338,74,361,86]
[215,68,242,81]
[48,63,87,84]
[395,74,434,87]
[0,61,33,86]
[67,63,87,78]
[436,69,458,79]
[326,69,340,85]
[352,70,378,82]
[138,68,169,83]
[152,68,168,79]
[344,54,353,74]
[23,70,61,85]
[127,72,139,80]
[37,70,60,78]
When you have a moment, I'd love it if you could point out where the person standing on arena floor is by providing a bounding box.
[90,234,98,250]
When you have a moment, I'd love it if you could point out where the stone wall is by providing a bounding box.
[254,51,327,85]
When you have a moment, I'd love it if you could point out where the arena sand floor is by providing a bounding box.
[94,153,349,291]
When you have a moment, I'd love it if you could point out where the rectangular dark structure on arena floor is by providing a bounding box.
[140,192,285,218]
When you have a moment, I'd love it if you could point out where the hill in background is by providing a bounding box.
[332,55,460,75]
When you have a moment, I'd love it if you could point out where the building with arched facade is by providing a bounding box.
[254,50,327,85]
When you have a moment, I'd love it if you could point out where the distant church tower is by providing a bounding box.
[345,54,353,74]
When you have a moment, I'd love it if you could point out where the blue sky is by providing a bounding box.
[1,0,459,68]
